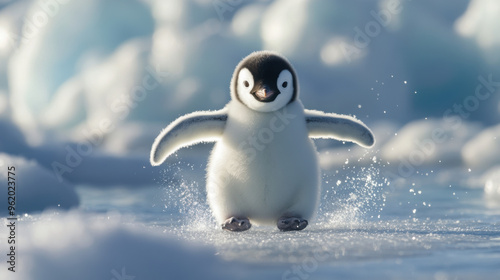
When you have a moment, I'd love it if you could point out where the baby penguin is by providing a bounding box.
[151,51,374,232]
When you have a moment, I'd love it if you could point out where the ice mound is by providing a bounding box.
[8,0,155,140]
[0,211,262,280]
[462,124,500,170]
[455,0,500,63]
[381,119,481,168]
[0,153,79,215]
[480,166,500,204]
[484,172,500,198]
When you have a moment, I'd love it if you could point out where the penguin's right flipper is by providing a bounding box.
[150,109,228,166]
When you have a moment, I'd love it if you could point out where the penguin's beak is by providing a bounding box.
[253,85,277,102]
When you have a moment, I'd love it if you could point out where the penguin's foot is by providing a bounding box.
[277,217,308,231]
[222,217,251,232]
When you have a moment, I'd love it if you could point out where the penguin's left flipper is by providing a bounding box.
[305,109,375,148]
[150,109,228,166]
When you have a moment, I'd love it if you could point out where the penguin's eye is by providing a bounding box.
[277,69,293,92]
[238,68,254,94]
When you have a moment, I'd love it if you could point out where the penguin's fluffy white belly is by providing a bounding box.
[206,106,320,225]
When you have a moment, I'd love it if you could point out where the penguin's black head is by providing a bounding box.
[231,51,298,112]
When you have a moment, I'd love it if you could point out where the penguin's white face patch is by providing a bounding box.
[276,69,294,104]
[237,68,294,112]
[237,67,255,102]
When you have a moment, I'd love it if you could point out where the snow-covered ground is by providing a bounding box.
[1,0,500,279]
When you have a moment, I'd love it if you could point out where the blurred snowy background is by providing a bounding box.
[0,0,500,279]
